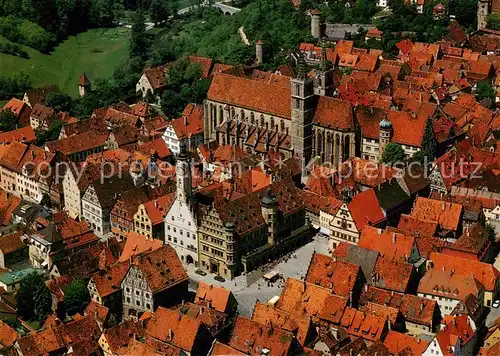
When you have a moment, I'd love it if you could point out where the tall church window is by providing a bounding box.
[251,112,255,125]
[270,117,275,129]
[260,115,265,127]
[280,120,285,132]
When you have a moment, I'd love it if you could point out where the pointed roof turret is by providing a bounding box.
[79,72,90,86]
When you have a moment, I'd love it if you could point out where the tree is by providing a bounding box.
[488,13,500,30]
[150,0,170,25]
[0,109,17,132]
[34,281,52,323]
[130,8,148,59]
[16,272,51,322]
[46,92,73,112]
[64,280,90,316]
[36,119,63,146]
[485,224,497,242]
[381,142,406,165]
[475,82,496,101]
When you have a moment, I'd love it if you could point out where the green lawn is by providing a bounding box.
[0,27,130,97]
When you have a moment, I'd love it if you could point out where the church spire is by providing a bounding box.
[176,146,192,204]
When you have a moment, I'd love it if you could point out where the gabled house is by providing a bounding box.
[134,192,175,240]
[0,142,55,203]
[1,98,32,127]
[162,103,204,154]
[81,173,135,237]
[121,245,188,320]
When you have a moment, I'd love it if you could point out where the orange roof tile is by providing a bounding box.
[195,282,235,314]
[209,341,245,356]
[340,307,387,342]
[118,231,163,263]
[0,320,17,347]
[0,126,36,145]
[229,316,295,355]
[383,331,428,355]
[348,188,385,230]
[397,214,438,237]
[386,110,429,147]
[142,193,175,225]
[276,278,348,324]
[305,252,361,298]
[207,73,291,119]
[145,306,202,353]
[411,197,463,232]
[170,103,204,140]
[418,267,483,301]
[358,227,417,263]
[372,257,414,293]
[313,97,354,130]
[428,252,499,292]
[251,302,312,346]
[188,56,213,78]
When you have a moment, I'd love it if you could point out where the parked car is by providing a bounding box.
[214,275,225,282]
[195,269,207,276]
[493,300,500,308]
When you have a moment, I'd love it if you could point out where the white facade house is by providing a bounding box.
[162,103,205,155]
[62,167,83,219]
[82,184,106,236]
[164,149,198,265]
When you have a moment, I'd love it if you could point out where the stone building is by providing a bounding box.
[121,245,188,320]
[196,179,312,280]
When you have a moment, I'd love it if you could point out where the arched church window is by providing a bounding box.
[280,120,285,132]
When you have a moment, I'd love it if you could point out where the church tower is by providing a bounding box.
[315,39,334,97]
[291,55,316,182]
[176,146,192,204]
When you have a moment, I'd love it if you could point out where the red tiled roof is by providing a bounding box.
[0,231,25,255]
[340,307,387,342]
[143,66,167,90]
[103,319,146,353]
[428,252,499,292]
[372,257,414,293]
[118,231,163,263]
[145,306,202,353]
[435,314,475,354]
[137,138,172,159]
[386,110,429,147]
[358,227,417,263]
[195,282,234,314]
[188,56,213,78]
[398,214,438,237]
[276,278,348,324]
[313,97,354,131]
[229,316,295,355]
[348,188,385,230]
[142,193,175,225]
[0,320,17,347]
[251,302,312,346]
[418,267,484,301]
[170,103,204,140]
[210,341,246,356]
[46,131,107,156]
[207,73,291,119]
[383,331,428,355]
[305,252,361,298]
[411,197,462,232]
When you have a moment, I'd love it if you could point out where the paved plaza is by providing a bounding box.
[186,233,331,316]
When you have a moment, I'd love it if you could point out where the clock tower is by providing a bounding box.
[176,146,192,204]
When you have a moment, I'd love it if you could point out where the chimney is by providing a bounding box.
[184,116,188,126]
[364,284,368,292]
[392,233,396,244]
[377,228,382,235]
[442,201,445,211]
[154,199,158,209]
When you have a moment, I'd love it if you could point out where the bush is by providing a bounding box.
[0,16,54,53]
[0,72,31,99]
